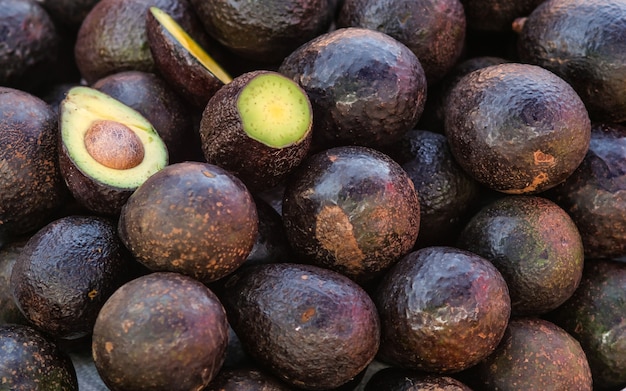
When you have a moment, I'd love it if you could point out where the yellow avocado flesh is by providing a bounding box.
[150,7,232,84]
[61,86,168,189]
[237,74,312,148]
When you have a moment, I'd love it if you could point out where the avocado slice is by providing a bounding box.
[58,86,168,215]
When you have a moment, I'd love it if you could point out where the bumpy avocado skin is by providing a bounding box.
[545,123,626,261]
[546,260,626,390]
[205,368,293,391]
[0,324,78,390]
[517,0,626,123]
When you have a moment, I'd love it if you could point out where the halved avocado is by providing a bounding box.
[200,70,313,193]
[58,86,168,215]
[147,6,232,109]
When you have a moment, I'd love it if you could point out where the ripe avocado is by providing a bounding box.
[466,317,593,390]
[364,367,473,390]
[282,145,420,284]
[58,86,169,215]
[516,0,626,123]
[337,0,466,84]
[0,324,78,390]
[461,0,545,31]
[374,246,511,373]
[200,70,313,193]
[92,272,229,391]
[118,161,258,284]
[10,215,132,339]
[205,368,293,391]
[545,123,626,260]
[457,195,584,316]
[189,0,335,64]
[244,197,294,267]
[279,27,427,150]
[0,87,68,240]
[92,70,196,164]
[546,260,626,390]
[444,63,591,194]
[220,263,380,390]
[0,239,29,325]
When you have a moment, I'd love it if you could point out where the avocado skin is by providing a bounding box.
[0,324,78,390]
[374,246,511,373]
[37,0,99,29]
[545,124,626,260]
[546,260,626,390]
[467,318,593,391]
[0,87,68,240]
[364,367,472,390]
[220,263,380,390]
[444,63,591,194]
[0,0,60,91]
[0,239,29,325]
[279,27,427,151]
[205,368,293,391]
[10,215,131,339]
[517,0,626,123]
[461,0,545,31]
[337,0,466,85]
[244,197,294,268]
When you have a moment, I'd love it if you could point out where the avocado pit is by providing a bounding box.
[84,119,145,170]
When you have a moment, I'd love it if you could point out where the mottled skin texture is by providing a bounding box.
[75,0,208,84]
[92,272,229,391]
[444,63,591,194]
[471,318,593,391]
[189,0,334,63]
[282,146,420,284]
[205,368,293,391]
[118,161,258,284]
[517,0,626,123]
[457,195,584,316]
[93,70,195,164]
[10,215,131,339]
[545,124,626,260]
[220,263,380,390]
[279,27,427,151]
[0,88,67,239]
[200,71,313,193]
[0,239,29,325]
[375,246,511,373]
[0,324,78,390]
[337,0,466,84]
[461,0,546,31]
[546,260,626,390]
[0,0,59,90]
[364,367,473,390]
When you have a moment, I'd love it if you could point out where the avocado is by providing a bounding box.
[219,263,380,390]
[444,62,591,194]
[244,197,294,267]
[92,272,229,391]
[221,324,254,370]
[0,239,29,325]
[10,215,132,339]
[200,70,313,193]
[146,6,233,109]
[0,324,78,390]
[58,86,169,216]
[205,368,293,391]
[374,246,511,373]
[118,161,258,284]
[546,260,626,390]
[461,0,545,31]
[364,367,473,390]
[337,0,466,85]
[385,130,482,248]
[189,0,335,64]
[282,145,420,285]
[74,0,209,84]
[279,27,427,151]
[465,317,593,390]
[516,0,626,123]
[544,123,626,260]
[92,70,196,164]
[0,0,60,91]
[37,0,99,30]
[57,335,110,391]
[0,87,68,241]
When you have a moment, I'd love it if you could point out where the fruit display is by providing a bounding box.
[1,0,625,390]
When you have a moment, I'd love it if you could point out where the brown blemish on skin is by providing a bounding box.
[301,307,316,322]
[315,204,365,273]
[88,289,98,299]
[105,341,114,353]
[504,172,550,194]
[533,150,555,166]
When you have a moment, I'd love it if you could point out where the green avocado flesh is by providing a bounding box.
[237,73,312,148]
[61,86,168,189]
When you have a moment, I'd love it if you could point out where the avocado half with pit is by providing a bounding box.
[146,6,232,108]
[58,86,168,215]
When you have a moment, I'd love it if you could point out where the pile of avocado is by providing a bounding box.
[1,0,625,390]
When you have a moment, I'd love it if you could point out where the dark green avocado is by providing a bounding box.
[516,0,626,123]
[444,62,591,194]
[0,324,78,390]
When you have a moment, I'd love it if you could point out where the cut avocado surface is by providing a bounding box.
[60,86,168,189]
